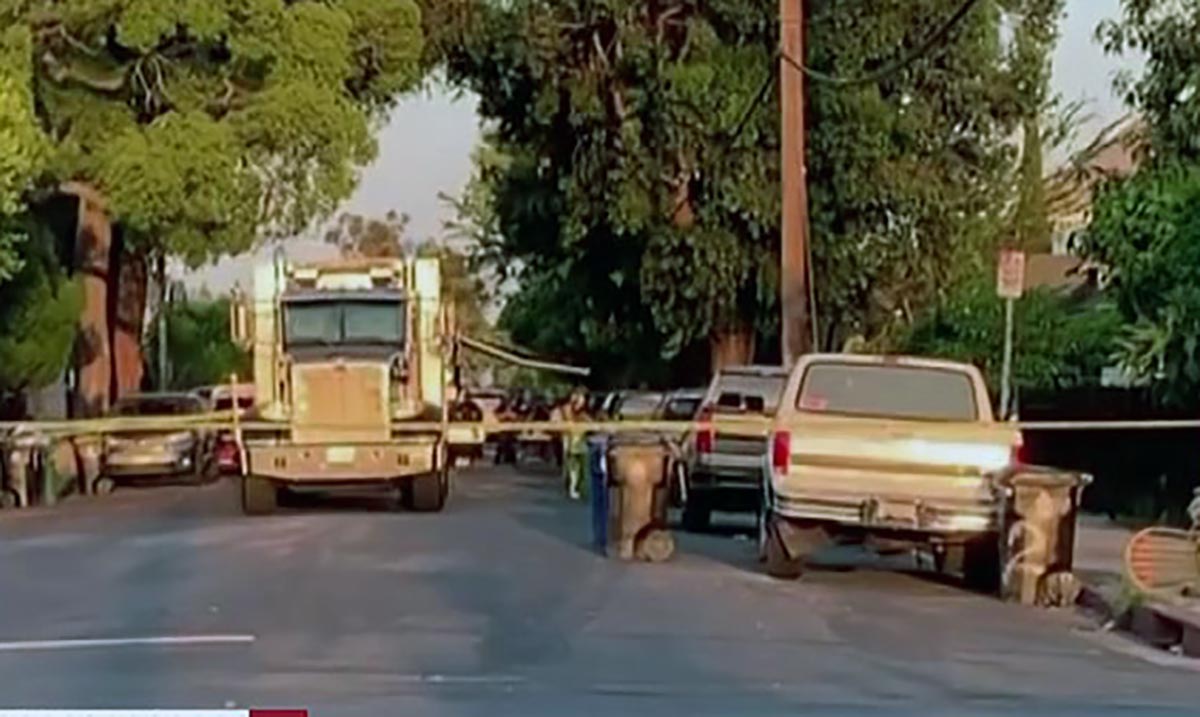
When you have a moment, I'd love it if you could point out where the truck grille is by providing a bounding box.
[292,362,390,443]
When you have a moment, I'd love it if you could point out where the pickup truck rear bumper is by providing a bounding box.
[772,492,998,534]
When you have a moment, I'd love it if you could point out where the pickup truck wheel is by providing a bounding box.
[960,536,1002,595]
[682,496,712,533]
[764,517,804,580]
[91,476,116,496]
[242,476,278,516]
[409,471,448,513]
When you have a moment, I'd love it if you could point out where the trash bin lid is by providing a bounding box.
[997,466,1089,489]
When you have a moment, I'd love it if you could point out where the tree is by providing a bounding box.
[1004,0,1065,252]
[0,24,48,283]
[899,268,1121,397]
[427,1,1023,380]
[325,210,410,258]
[0,217,82,396]
[1084,163,1200,404]
[145,298,250,391]
[1083,1,1200,403]
[1098,0,1200,163]
[1,0,425,414]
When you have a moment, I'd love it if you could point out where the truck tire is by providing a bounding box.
[409,470,448,513]
[682,495,712,533]
[764,516,804,580]
[242,476,278,516]
[91,476,116,496]
[957,536,1002,595]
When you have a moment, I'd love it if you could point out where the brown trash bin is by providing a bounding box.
[997,467,1090,606]
[605,437,674,562]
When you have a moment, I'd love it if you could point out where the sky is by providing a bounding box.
[188,0,1140,294]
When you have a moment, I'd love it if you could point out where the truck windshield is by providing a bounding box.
[797,362,978,422]
[285,300,405,347]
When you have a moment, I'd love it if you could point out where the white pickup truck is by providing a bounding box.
[762,354,1023,589]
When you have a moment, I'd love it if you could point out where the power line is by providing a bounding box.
[780,0,983,87]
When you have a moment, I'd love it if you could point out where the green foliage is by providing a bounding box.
[899,271,1122,396]
[4,0,424,264]
[1087,2,1200,404]
[0,24,48,281]
[1098,0,1200,161]
[1084,163,1200,403]
[98,112,259,266]
[431,0,1030,379]
[0,219,83,392]
[146,299,251,391]
[432,0,782,370]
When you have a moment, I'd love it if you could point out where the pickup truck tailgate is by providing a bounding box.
[774,417,1018,531]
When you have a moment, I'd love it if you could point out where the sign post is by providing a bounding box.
[996,249,1026,419]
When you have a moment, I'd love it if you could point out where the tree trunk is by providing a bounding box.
[110,231,147,399]
[709,325,754,372]
[64,183,112,418]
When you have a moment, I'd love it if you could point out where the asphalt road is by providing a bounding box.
[0,464,1196,716]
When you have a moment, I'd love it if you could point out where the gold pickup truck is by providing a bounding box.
[762,354,1021,590]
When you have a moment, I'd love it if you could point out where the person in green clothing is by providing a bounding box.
[556,387,590,499]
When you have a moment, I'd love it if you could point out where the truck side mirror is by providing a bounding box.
[229,287,250,348]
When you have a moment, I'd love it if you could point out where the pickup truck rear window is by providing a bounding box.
[710,373,786,414]
[796,363,978,422]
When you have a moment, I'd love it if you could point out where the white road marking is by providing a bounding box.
[0,634,256,652]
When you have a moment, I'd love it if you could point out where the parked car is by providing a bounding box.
[103,392,213,482]
[657,389,705,422]
[205,384,255,475]
[684,365,789,531]
[762,353,1021,588]
[615,391,665,421]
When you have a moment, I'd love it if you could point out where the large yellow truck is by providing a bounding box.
[238,256,453,515]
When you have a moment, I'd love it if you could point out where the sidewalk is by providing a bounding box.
[1074,514,1200,656]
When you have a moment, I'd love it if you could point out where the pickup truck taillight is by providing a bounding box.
[1011,435,1026,466]
[772,430,791,474]
[696,427,714,454]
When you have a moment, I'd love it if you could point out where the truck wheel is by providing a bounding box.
[409,471,448,513]
[959,536,1002,594]
[242,476,278,516]
[91,476,116,496]
[764,516,804,580]
[682,495,712,533]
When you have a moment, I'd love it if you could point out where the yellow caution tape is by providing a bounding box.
[4,414,1200,439]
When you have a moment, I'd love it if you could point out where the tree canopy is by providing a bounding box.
[146,297,250,391]
[427,0,1029,381]
[0,24,48,282]
[0,218,81,393]
[2,0,425,264]
[1083,0,1200,404]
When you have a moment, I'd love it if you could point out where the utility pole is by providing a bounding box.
[780,0,812,366]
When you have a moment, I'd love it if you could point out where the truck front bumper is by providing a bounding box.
[246,440,438,483]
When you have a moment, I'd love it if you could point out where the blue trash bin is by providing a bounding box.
[588,435,610,553]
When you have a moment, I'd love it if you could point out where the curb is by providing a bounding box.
[1077,580,1200,657]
